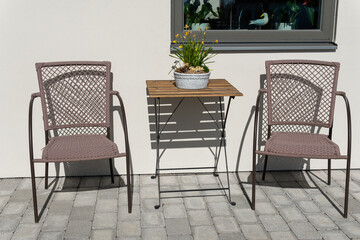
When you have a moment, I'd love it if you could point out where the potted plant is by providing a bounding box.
[170,27,218,89]
[184,0,218,30]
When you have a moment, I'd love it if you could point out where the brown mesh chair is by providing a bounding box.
[252,60,352,217]
[28,61,131,222]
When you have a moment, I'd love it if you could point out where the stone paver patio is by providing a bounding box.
[1,170,360,239]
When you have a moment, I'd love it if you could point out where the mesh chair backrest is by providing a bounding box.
[36,61,111,131]
[266,60,340,128]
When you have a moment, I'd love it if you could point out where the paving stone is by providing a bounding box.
[288,221,321,239]
[207,202,232,216]
[1,202,27,215]
[79,177,100,188]
[140,185,158,199]
[312,193,334,206]
[204,195,226,203]
[53,191,77,201]
[297,200,321,213]
[255,201,277,215]
[219,232,245,240]
[168,235,194,240]
[197,174,219,185]
[0,196,9,212]
[320,230,350,240]
[48,200,73,215]
[187,210,212,226]
[184,197,206,210]
[118,205,140,220]
[259,214,289,231]
[42,214,69,231]
[97,187,119,199]
[278,206,307,222]
[91,229,116,240]
[260,184,284,195]
[141,211,165,227]
[37,231,64,240]
[269,231,296,240]
[320,205,354,222]
[74,191,97,207]
[268,194,293,207]
[60,177,81,189]
[161,175,180,186]
[119,192,140,206]
[271,171,296,182]
[166,218,191,235]
[240,224,269,240]
[0,231,13,240]
[164,203,187,218]
[117,220,141,237]
[70,206,95,221]
[140,175,157,186]
[284,188,309,200]
[337,221,360,239]
[326,186,345,198]
[193,225,220,240]
[9,189,32,202]
[0,178,21,191]
[93,212,117,229]
[65,220,92,238]
[306,213,338,230]
[0,215,21,231]
[140,198,158,212]
[141,227,167,240]
[96,199,118,213]
[213,216,240,233]
[179,175,199,185]
[232,208,258,223]
[117,237,141,240]
[12,223,41,240]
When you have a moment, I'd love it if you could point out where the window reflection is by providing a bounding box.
[184,0,321,30]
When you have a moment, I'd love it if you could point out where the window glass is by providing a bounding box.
[184,0,321,31]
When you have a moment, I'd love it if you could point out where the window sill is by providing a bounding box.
[170,42,337,53]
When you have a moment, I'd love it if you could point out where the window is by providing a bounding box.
[171,0,338,51]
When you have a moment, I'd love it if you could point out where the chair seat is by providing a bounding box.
[35,135,126,162]
[257,132,347,159]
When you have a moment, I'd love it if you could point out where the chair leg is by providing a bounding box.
[328,159,331,185]
[344,158,351,218]
[30,161,39,223]
[109,158,114,184]
[262,156,269,181]
[251,152,256,210]
[126,155,132,213]
[45,162,49,189]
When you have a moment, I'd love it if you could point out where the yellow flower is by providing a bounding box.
[198,28,201,31]
[215,40,219,43]
[193,34,196,37]
[172,40,177,44]
[206,26,209,30]
[184,24,189,29]
[175,34,179,38]
[179,45,183,49]
[185,31,189,37]
[201,41,204,45]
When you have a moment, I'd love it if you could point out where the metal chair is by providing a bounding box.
[252,60,351,217]
[28,61,131,222]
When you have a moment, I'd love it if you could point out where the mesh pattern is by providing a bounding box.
[267,60,339,127]
[258,132,345,159]
[38,135,125,162]
[36,62,110,131]
[54,126,107,137]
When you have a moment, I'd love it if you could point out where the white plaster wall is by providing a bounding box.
[0,0,358,178]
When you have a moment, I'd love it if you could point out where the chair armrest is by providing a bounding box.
[335,91,352,158]
[29,93,41,161]
[110,91,130,153]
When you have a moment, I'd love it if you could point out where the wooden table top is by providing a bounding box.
[146,79,243,98]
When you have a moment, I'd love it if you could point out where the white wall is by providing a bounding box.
[0,0,359,178]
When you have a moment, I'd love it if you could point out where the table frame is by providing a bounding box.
[147,79,243,208]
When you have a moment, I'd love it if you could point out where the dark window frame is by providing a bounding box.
[171,0,339,51]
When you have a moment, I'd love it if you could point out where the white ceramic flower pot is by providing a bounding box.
[174,72,210,89]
